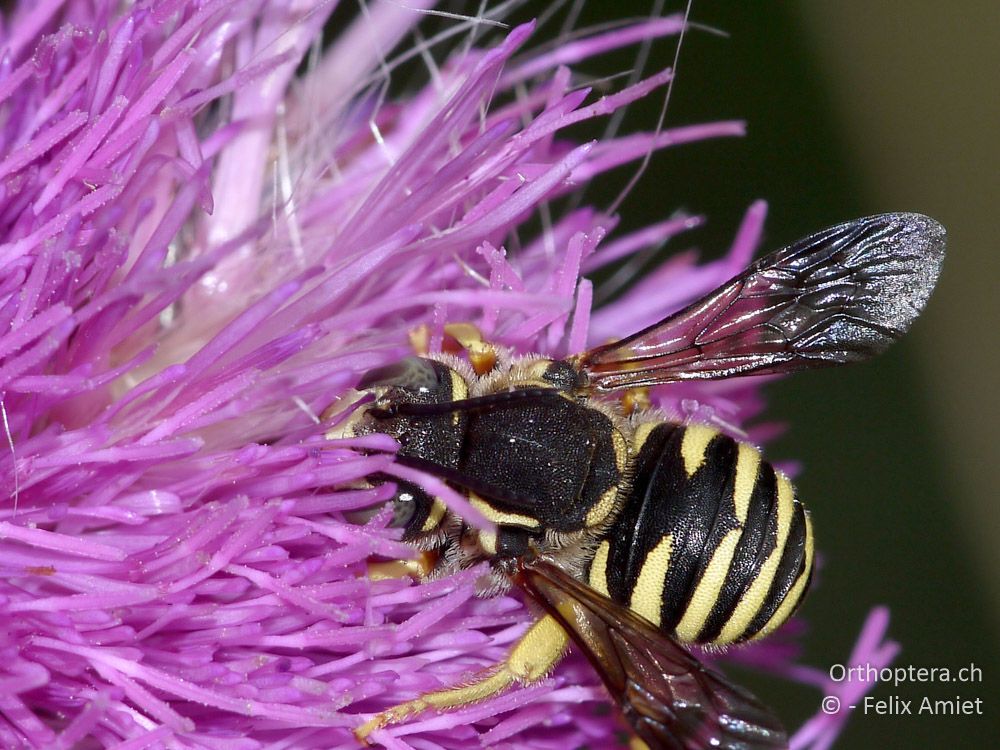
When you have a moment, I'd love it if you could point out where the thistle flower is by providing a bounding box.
[0,3,895,749]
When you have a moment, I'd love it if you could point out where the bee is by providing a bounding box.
[336,213,945,749]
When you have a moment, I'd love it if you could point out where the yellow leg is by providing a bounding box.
[408,324,431,355]
[365,555,435,581]
[621,386,651,417]
[355,614,569,742]
[443,322,498,376]
[408,321,499,375]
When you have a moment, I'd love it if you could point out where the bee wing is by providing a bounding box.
[577,213,945,391]
[517,557,788,750]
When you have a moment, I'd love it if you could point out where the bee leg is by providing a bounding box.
[408,324,431,355]
[410,321,499,374]
[365,553,436,581]
[354,613,568,742]
[620,386,651,417]
[443,322,498,376]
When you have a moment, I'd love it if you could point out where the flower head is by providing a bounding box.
[0,3,894,748]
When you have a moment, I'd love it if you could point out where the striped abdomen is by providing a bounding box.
[587,422,814,646]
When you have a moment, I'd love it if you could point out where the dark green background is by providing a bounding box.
[502,2,998,747]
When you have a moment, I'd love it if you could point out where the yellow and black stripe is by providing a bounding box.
[587,422,814,646]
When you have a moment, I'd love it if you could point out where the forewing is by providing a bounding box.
[517,558,788,750]
[578,213,945,390]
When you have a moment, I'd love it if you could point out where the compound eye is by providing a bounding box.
[357,357,446,394]
[389,491,418,529]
